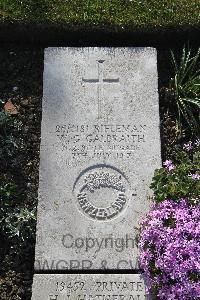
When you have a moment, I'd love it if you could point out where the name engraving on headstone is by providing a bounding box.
[55,124,147,167]
[73,165,130,221]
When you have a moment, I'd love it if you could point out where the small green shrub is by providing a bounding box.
[169,47,200,135]
[0,100,23,167]
[0,99,12,132]
[151,140,200,205]
[3,207,36,243]
[0,110,11,130]
[0,176,36,246]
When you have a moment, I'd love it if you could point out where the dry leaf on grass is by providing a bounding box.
[4,100,18,115]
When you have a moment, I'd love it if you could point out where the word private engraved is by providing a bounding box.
[73,165,130,221]
[82,60,120,119]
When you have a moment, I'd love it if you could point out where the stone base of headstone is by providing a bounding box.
[31,273,148,300]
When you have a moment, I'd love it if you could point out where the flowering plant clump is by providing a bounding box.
[150,140,200,205]
[139,199,200,300]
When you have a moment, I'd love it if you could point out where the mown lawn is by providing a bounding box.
[0,0,200,27]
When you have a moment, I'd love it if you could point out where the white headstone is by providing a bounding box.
[32,47,161,299]
[32,48,161,300]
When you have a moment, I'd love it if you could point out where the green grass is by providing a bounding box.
[170,47,200,135]
[0,0,200,27]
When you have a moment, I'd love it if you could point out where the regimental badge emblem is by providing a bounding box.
[73,165,130,221]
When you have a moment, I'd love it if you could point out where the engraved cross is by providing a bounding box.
[82,60,119,119]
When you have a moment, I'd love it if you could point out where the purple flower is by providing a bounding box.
[183,141,192,151]
[163,160,173,167]
[163,160,175,171]
[188,173,200,181]
[139,199,200,300]
[168,164,175,171]
[195,139,200,147]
